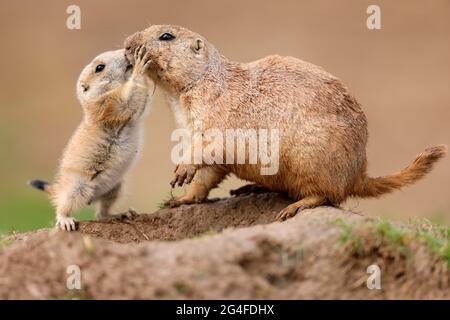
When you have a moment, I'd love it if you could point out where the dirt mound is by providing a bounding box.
[77,193,291,243]
[0,193,448,299]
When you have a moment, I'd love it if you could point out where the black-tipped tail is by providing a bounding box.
[28,179,50,192]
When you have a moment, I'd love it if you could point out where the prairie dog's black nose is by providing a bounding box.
[81,84,89,92]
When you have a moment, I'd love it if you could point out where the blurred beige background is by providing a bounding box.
[0,0,449,232]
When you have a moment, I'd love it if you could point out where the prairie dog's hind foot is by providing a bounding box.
[276,195,328,221]
[164,194,203,208]
[56,216,77,232]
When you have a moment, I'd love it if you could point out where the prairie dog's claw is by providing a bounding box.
[132,45,151,75]
[170,164,197,188]
[56,216,77,231]
[164,195,197,208]
[276,205,308,221]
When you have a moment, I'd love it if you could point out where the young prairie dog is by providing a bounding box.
[29,47,154,231]
[124,25,446,220]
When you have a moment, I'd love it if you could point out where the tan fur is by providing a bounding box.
[31,48,154,231]
[125,25,446,220]
[351,145,448,198]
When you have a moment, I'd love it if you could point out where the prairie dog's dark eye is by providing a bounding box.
[159,33,175,41]
[95,64,105,73]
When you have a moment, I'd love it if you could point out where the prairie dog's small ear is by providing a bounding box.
[191,38,204,54]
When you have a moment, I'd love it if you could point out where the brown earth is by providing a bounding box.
[0,192,449,299]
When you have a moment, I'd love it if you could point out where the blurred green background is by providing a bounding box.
[0,0,449,234]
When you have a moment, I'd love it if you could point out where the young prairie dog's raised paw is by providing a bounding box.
[131,45,153,85]
[29,48,154,231]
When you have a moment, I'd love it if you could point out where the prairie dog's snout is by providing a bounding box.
[125,31,145,65]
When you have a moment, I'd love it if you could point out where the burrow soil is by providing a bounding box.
[0,192,448,299]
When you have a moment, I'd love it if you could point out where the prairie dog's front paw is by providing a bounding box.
[170,164,197,188]
[56,216,77,231]
[132,45,151,76]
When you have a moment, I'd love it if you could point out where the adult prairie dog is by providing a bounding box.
[29,47,154,231]
[125,25,446,220]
